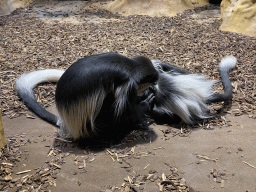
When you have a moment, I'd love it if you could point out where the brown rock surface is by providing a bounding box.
[105,0,194,17]
[220,0,256,37]
[0,0,33,16]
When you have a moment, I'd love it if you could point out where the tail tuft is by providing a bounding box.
[209,55,237,103]
[219,55,237,71]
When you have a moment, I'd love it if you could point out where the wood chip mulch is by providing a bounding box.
[0,134,62,191]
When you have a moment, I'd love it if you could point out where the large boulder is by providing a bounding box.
[1,0,208,18]
[0,0,33,16]
[105,0,195,17]
[220,0,256,37]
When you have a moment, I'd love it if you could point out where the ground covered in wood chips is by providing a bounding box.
[0,1,256,192]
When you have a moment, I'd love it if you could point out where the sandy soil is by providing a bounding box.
[1,1,256,192]
[3,105,256,192]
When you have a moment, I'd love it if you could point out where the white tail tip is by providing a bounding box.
[220,55,237,69]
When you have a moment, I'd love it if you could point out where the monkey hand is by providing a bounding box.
[138,93,155,114]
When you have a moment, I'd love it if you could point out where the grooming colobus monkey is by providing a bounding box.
[16,53,159,140]
[16,52,236,140]
[145,55,237,124]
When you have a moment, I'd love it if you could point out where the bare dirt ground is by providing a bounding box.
[1,1,256,192]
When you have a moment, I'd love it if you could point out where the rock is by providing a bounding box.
[180,178,186,186]
[220,0,256,37]
[105,0,194,17]
[0,0,33,16]
[4,175,12,181]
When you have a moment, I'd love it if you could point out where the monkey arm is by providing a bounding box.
[159,63,191,75]
[137,93,155,115]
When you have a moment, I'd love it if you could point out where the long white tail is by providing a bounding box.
[16,69,64,126]
[209,55,237,102]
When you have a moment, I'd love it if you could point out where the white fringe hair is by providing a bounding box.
[151,60,216,124]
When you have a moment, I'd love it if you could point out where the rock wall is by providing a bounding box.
[0,0,33,16]
[220,0,256,37]
[105,0,195,17]
[1,0,206,17]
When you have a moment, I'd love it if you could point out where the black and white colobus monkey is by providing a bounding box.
[145,55,237,124]
[16,53,159,140]
[16,52,236,139]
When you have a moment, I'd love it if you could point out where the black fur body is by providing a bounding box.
[16,53,159,140]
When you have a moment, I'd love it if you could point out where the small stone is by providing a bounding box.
[149,170,156,174]
[180,178,186,186]
[9,183,15,188]
[4,175,12,181]
[124,177,129,182]
[221,179,225,188]
[12,177,20,183]
[16,183,22,187]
